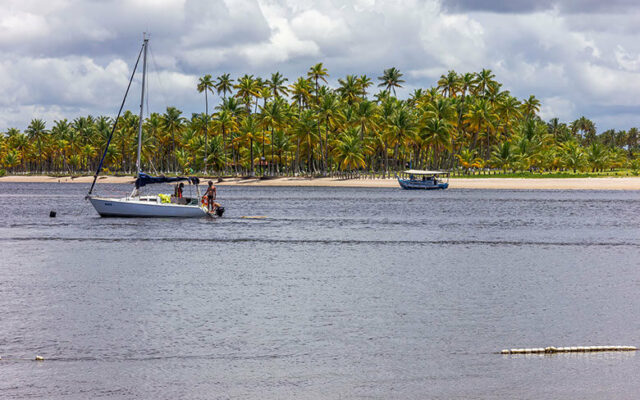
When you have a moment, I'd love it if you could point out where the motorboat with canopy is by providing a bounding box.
[396,169,449,190]
[86,35,223,217]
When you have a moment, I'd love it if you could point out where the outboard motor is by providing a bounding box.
[215,206,225,217]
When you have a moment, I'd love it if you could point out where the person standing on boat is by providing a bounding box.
[175,182,184,199]
[203,181,217,212]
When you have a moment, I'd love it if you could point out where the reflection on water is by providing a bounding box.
[1,182,640,399]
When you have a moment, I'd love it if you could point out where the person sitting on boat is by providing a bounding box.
[203,181,218,212]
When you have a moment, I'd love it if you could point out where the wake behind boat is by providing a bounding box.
[396,169,449,190]
[86,35,224,218]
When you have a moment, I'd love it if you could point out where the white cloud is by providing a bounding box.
[614,45,640,72]
[419,13,485,70]
[239,2,320,66]
[540,96,576,121]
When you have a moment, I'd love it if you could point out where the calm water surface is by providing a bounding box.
[1,182,640,399]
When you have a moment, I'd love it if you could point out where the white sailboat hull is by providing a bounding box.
[89,196,209,218]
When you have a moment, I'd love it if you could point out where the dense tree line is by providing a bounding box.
[2,67,640,177]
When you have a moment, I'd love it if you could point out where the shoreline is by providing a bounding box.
[2,175,640,190]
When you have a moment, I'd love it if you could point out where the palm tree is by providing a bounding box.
[292,109,317,173]
[25,118,48,173]
[51,119,73,172]
[259,98,287,174]
[377,67,405,96]
[464,99,497,158]
[586,142,608,172]
[239,115,259,174]
[290,77,313,109]
[475,68,496,97]
[355,100,378,141]
[437,70,460,98]
[421,118,453,168]
[215,73,234,100]
[627,127,639,156]
[521,95,541,119]
[388,105,417,170]
[337,75,362,105]
[455,149,483,174]
[234,74,260,113]
[197,74,215,173]
[10,132,30,172]
[490,142,515,173]
[561,141,585,172]
[495,95,522,141]
[161,107,185,172]
[333,128,367,173]
[307,63,329,104]
[3,150,20,173]
[570,116,596,144]
[459,72,477,99]
[214,109,236,174]
[357,75,373,99]
[268,71,289,98]
[316,93,340,173]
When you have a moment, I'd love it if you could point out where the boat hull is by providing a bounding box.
[397,179,449,190]
[89,196,209,217]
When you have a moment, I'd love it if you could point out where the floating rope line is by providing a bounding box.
[501,346,637,354]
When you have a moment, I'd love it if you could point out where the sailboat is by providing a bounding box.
[86,35,223,218]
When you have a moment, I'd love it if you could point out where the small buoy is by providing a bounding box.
[49,211,56,218]
[35,356,44,361]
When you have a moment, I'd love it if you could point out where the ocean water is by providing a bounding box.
[1,182,640,399]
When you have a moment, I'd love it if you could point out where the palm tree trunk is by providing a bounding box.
[270,127,275,175]
[307,133,313,174]
[384,143,389,178]
[250,137,254,175]
[317,125,324,174]
[325,118,330,174]
[204,91,208,174]
[295,137,300,173]
[222,125,227,175]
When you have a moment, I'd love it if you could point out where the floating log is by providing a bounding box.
[501,345,636,354]
[35,355,44,361]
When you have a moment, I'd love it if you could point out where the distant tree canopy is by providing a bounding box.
[1,68,639,176]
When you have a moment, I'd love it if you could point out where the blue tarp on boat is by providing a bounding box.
[135,173,200,188]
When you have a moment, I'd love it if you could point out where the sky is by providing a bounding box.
[1,0,640,132]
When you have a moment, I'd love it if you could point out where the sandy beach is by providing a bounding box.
[2,174,640,190]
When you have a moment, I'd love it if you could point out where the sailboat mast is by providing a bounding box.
[136,34,148,179]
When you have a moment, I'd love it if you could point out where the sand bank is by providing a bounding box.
[2,175,640,190]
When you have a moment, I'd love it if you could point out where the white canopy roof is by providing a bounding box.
[404,169,448,175]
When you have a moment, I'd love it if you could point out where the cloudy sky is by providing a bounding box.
[1,0,640,132]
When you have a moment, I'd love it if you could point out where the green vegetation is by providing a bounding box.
[1,67,639,177]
